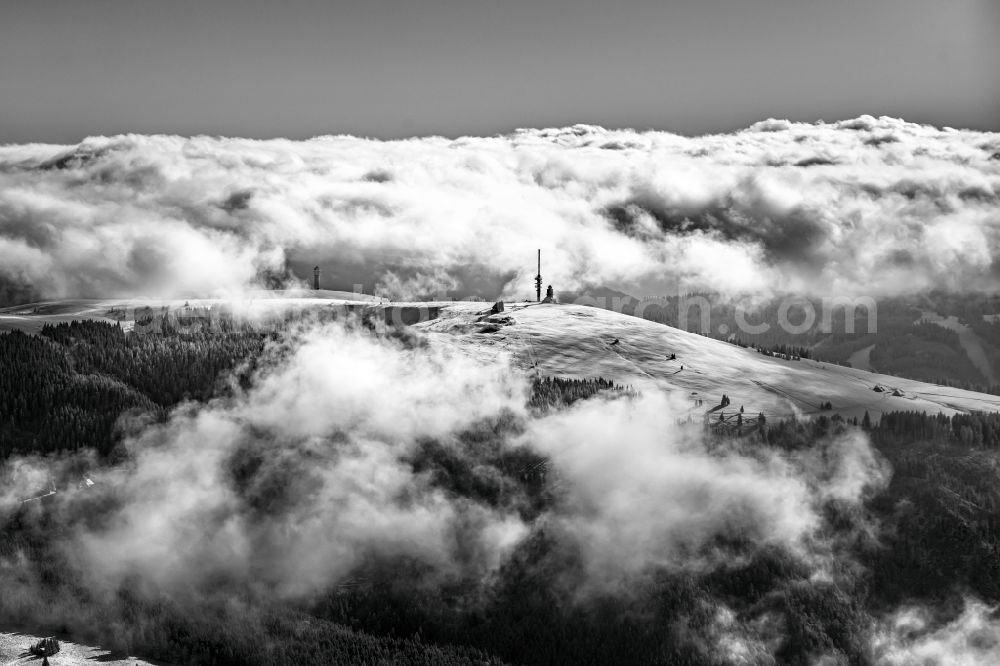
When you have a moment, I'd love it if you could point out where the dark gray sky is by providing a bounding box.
[1,0,997,143]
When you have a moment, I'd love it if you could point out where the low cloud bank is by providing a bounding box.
[527,396,888,588]
[1,116,998,304]
[60,323,532,598]
[2,320,888,616]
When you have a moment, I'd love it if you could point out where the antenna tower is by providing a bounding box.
[534,250,542,302]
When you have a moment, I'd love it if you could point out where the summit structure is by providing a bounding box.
[535,250,542,302]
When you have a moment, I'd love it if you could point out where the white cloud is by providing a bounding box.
[874,597,1000,666]
[525,391,888,588]
[0,117,997,304]
[0,318,890,605]
[64,322,531,597]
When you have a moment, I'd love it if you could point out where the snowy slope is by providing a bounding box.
[4,297,1000,420]
[416,301,1000,420]
[0,630,161,665]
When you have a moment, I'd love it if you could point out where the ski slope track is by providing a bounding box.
[3,297,1000,420]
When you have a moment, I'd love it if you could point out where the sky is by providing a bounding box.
[0,0,997,144]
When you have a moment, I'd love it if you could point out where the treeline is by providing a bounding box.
[757,411,1000,608]
[528,376,631,410]
[0,320,273,457]
[935,377,1000,397]
[753,409,1000,451]
[869,409,1000,448]
[42,318,274,406]
[0,321,636,460]
[864,411,1000,605]
[726,337,812,360]
[0,329,155,458]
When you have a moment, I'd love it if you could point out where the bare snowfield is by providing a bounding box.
[416,301,1000,421]
[3,296,1000,421]
[0,630,161,665]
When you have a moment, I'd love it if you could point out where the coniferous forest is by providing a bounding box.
[1,320,273,458]
[4,319,1000,665]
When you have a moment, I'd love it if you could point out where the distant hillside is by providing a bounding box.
[418,301,1000,421]
[555,289,1000,395]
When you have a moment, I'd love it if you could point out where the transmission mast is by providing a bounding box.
[534,249,542,302]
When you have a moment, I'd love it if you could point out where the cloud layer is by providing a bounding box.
[1,320,887,608]
[60,323,531,598]
[1,116,998,304]
[526,395,887,588]
[0,318,909,665]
